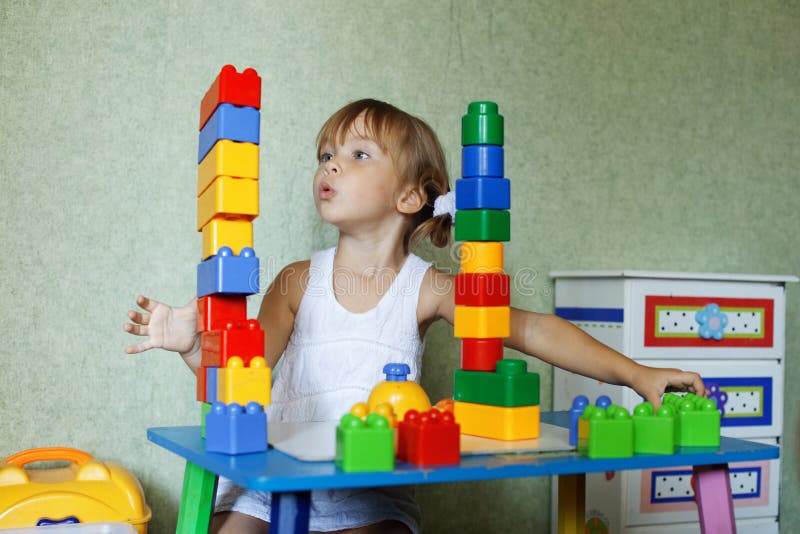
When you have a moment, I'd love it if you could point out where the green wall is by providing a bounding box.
[1,1,798,531]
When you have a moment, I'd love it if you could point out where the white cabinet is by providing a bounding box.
[550,271,796,533]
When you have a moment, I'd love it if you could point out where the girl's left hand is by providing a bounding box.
[631,365,706,409]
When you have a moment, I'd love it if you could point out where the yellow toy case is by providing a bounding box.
[0,447,151,533]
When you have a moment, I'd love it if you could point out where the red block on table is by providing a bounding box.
[197,295,248,333]
[397,409,460,466]
[197,365,208,402]
[455,273,510,306]
[201,319,265,367]
[199,65,262,129]
[461,338,503,371]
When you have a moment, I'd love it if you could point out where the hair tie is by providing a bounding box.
[432,191,456,220]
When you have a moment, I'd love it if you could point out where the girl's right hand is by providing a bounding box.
[124,295,199,357]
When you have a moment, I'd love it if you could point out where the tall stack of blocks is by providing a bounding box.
[452,102,540,441]
[195,65,271,455]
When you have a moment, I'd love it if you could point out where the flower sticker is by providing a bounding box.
[695,303,728,340]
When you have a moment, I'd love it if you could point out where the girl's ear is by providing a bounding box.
[396,185,426,215]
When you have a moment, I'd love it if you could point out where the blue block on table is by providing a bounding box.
[206,367,218,404]
[198,103,260,163]
[205,401,267,454]
[197,246,260,297]
[456,177,510,210]
[462,145,503,178]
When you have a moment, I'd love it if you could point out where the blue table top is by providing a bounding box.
[147,412,779,493]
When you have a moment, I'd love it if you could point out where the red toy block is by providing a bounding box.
[397,409,460,466]
[199,65,262,130]
[197,365,208,402]
[201,319,265,367]
[461,338,503,371]
[455,273,510,306]
[197,294,248,333]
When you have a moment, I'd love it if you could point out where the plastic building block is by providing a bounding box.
[198,103,260,163]
[197,365,207,402]
[196,246,260,297]
[595,395,612,409]
[197,176,259,230]
[200,402,211,438]
[197,294,247,333]
[367,363,431,421]
[455,272,510,307]
[453,359,540,407]
[578,404,634,458]
[350,401,398,428]
[397,409,460,466]
[462,101,503,146]
[201,319,265,367]
[201,217,253,260]
[454,305,510,338]
[199,65,261,130]
[217,356,271,406]
[454,401,540,440]
[197,139,259,197]
[633,401,676,455]
[461,338,504,371]
[568,395,589,446]
[662,393,721,447]
[205,367,218,404]
[462,144,504,178]
[335,413,394,472]
[205,401,267,454]
[454,209,510,242]
[459,242,503,273]
[455,177,511,210]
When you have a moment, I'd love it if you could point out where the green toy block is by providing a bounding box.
[662,393,721,447]
[578,404,633,459]
[633,402,676,455]
[453,359,539,407]
[462,101,504,146]
[200,402,211,439]
[454,209,510,242]
[335,413,394,472]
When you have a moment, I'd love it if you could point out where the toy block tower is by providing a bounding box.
[194,65,270,454]
[452,102,540,440]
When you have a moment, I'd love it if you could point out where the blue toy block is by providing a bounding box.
[205,367,218,404]
[462,144,504,178]
[455,177,510,210]
[197,246,260,297]
[198,103,261,163]
[205,401,267,454]
[569,395,589,446]
[596,395,612,409]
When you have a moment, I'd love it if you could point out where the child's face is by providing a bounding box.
[313,113,404,230]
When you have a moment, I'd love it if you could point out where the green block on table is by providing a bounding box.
[200,402,211,439]
[455,209,510,242]
[633,402,675,455]
[453,359,539,407]
[335,413,394,472]
[663,393,721,447]
[578,404,634,459]
[462,101,504,146]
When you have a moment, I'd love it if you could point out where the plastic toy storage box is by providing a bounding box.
[0,448,151,532]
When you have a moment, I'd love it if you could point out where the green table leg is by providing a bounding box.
[177,461,219,534]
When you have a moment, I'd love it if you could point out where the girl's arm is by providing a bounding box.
[424,269,704,408]
[257,260,309,369]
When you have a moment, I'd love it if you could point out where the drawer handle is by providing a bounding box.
[695,303,728,340]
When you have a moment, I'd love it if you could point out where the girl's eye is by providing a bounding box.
[319,152,333,163]
[354,151,369,160]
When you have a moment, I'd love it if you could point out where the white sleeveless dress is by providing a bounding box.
[215,247,432,533]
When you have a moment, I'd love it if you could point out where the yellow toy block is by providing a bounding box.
[201,217,253,260]
[197,176,259,230]
[460,242,504,273]
[217,356,271,406]
[454,401,539,440]
[197,140,259,196]
[454,305,510,338]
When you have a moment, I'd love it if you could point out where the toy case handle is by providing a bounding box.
[5,447,93,467]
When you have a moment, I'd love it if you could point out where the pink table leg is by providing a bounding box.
[693,463,737,534]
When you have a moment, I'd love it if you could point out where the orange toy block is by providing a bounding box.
[454,305,510,338]
[454,401,539,440]
[217,356,271,406]
[459,242,504,273]
[201,217,253,260]
[197,140,259,196]
[197,176,259,230]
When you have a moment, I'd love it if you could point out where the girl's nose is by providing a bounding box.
[324,158,340,174]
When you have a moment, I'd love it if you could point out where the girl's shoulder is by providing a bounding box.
[269,259,311,314]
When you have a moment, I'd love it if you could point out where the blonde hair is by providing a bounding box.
[316,99,451,251]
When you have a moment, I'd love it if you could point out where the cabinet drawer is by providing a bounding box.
[629,279,786,359]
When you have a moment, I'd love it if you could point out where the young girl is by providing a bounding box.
[124,99,705,534]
